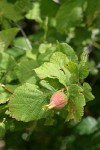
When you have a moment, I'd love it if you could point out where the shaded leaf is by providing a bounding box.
[40,80,56,91]
[0,52,15,72]
[15,0,32,13]
[15,59,37,83]
[0,28,19,51]
[0,122,5,138]
[40,0,59,17]
[0,0,22,21]
[56,0,84,31]
[83,82,95,102]
[76,116,98,135]
[86,0,100,25]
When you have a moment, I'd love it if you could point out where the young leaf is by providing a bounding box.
[67,61,79,83]
[67,84,86,121]
[35,62,69,86]
[50,52,71,82]
[35,51,73,86]
[50,51,69,66]
[56,0,84,31]
[80,50,89,65]
[83,82,95,102]
[56,43,78,63]
[79,65,89,80]
[79,51,89,80]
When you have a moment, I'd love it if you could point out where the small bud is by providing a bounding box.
[43,90,68,110]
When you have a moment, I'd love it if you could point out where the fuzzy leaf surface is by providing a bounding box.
[83,82,95,102]
[67,84,86,121]
[9,83,51,122]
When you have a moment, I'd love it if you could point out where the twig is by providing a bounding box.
[1,84,13,94]
[92,42,100,50]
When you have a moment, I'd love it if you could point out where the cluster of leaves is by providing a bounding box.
[0,34,94,125]
[0,0,99,149]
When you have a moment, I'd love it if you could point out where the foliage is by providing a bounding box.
[0,0,100,149]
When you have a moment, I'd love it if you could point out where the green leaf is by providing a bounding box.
[35,47,79,86]
[15,0,32,13]
[40,0,59,17]
[38,43,56,63]
[56,43,78,63]
[67,61,79,83]
[83,82,95,102]
[79,51,89,80]
[38,43,78,64]
[80,51,89,66]
[35,51,71,86]
[39,43,53,54]
[9,83,52,122]
[0,52,16,83]
[0,86,9,104]
[67,84,86,121]
[35,62,69,86]
[56,0,84,31]
[73,93,86,121]
[86,0,100,25]
[79,65,89,80]
[68,84,83,96]
[0,28,20,51]
[50,51,69,66]
[76,116,98,135]
[15,59,37,83]
[13,37,31,50]
[0,52,15,72]
[7,47,25,58]
[0,0,23,21]
[26,2,42,23]
[40,80,56,91]
[50,52,71,81]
